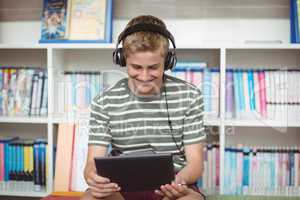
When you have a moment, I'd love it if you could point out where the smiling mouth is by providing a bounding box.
[136,79,155,84]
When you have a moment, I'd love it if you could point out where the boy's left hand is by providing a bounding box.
[155,182,189,199]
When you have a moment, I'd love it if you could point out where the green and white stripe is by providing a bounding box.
[89,75,205,170]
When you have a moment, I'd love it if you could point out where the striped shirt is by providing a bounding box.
[88,75,205,170]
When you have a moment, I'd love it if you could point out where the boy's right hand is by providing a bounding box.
[86,170,121,198]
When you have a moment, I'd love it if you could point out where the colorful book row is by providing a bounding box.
[0,67,48,117]
[226,69,300,121]
[0,137,48,192]
[224,146,300,196]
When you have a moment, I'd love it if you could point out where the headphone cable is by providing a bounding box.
[163,78,184,156]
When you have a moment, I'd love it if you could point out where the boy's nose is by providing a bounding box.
[140,68,150,81]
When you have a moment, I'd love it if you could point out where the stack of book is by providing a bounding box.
[225,69,300,122]
[0,66,48,117]
[223,145,300,196]
[0,137,47,192]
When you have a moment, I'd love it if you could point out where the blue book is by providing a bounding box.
[237,70,245,115]
[1,137,19,181]
[291,0,300,43]
[242,147,250,192]
[247,70,256,111]
[33,141,41,189]
[39,140,47,187]
[270,149,276,190]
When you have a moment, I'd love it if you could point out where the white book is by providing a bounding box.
[268,71,275,120]
[253,71,261,118]
[243,71,250,119]
[71,121,89,191]
[56,73,65,115]
[15,69,27,116]
[264,71,271,119]
[274,71,282,121]
[64,75,73,116]
[30,74,39,116]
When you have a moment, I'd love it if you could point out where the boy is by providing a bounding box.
[82,15,206,200]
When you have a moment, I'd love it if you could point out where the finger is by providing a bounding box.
[171,183,189,195]
[93,174,110,184]
[90,185,120,194]
[165,184,181,198]
[87,179,119,192]
[154,190,164,196]
[160,184,174,199]
[86,174,110,187]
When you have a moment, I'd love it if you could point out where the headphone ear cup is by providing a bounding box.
[164,51,177,71]
[113,48,126,67]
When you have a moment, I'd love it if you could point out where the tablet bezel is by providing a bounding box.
[94,153,175,192]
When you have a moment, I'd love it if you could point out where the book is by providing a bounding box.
[40,0,69,41]
[67,0,113,42]
[54,123,76,192]
[291,0,300,43]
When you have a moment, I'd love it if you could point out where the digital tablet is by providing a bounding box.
[94,153,174,192]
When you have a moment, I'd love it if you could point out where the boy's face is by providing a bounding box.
[126,49,165,96]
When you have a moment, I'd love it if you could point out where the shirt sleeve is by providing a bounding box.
[88,97,111,146]
[183,89,206,145]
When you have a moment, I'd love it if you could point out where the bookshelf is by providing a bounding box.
[0,0,300,199]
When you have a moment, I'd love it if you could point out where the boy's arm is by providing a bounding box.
[176,142,204,184]
[84,145,108,181]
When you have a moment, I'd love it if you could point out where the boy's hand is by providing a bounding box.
[155,182,189,199]
[86,170,121,198]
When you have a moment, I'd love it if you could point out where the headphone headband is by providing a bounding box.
[117,23,176,49]
[113,22,177,70]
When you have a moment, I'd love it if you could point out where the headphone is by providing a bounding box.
[113,22,177,71]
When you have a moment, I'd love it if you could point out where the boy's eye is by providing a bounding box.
[149,65,158,70]
[132,65,142,70]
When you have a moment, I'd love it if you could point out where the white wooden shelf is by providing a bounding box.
[0,116,48,124]
[1,0,300,197]
[224,119,300,127]
[0,190,49,197]
[0,44,47,49]
[0,43,300,50]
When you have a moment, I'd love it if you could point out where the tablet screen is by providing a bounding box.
[94,153,175,192]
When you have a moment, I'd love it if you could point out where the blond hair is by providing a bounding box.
[122,15,169,58]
